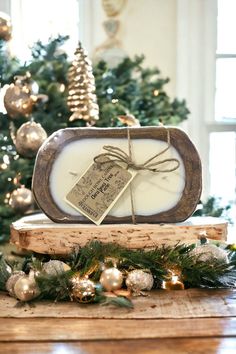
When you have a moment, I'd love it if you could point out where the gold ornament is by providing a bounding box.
[162,275,185,290]
[118,114,140,127]
[6,271,25,297]
[14,271,40,301]
[43,260,71,276]
[9,186,34,214]
[4,83,34,119]
[100,267,123,291]
[126,270,154,294]
[190,237,229,263]
[0,12,12,41]
[72,278,96,303]
[67,42,99,125]
[15,121,47,158]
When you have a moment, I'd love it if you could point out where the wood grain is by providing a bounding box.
[1,338,236,354]
[1,289,235,319]
[0,317,236,341]
[32,127,202,224]
[10,214,227,254]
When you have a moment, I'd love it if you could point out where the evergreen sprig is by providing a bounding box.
[0,241,236,307]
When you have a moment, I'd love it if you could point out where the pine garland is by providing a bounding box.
[1,241,236,308]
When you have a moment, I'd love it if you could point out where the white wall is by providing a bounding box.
[81,0,177,97]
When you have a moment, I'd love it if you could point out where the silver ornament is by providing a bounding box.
[6,271,25,297]
[190,243,229,263]
[126,270,154,293]
[43,260,71,276]
[100,267,123,291]
[14,272,40,301]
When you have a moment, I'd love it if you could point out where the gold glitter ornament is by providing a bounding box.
[190,242,229,263]
[126,270,154,294]
[0,12,12,41]
[67,42,99,125]
[72,278,96,303]
[9,186,34,214]
[15,121,47,158]
[100,267,123,291]
[14,271,40,302]
[6,271,25,297]
[4,83,34,119]
[43,260,71,276]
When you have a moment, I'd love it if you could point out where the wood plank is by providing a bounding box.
[0,317,236,341]
[1,289,236,319]
[0,338,236,354]
[10,213,227,254]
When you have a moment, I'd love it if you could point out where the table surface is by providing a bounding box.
[0,288,236,354]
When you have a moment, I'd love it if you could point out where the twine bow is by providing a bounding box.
[94,129,180,173]
[94,128,180,224]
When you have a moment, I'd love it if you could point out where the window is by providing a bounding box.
[10,0,80,61]
[177,0,236,224]
[209,0,236,214]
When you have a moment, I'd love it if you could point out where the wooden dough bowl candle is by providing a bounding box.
[32,127,202,224]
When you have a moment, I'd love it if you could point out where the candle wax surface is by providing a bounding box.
[50,138,186,217]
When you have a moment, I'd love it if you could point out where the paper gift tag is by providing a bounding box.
[65,156,137,225]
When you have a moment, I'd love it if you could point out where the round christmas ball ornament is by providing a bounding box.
[0,12,12,41]
[9,186,34,214]
[100,267,123,291]
[72,278,96,303]
[4,83,34,118]
[190,241,229,263]
[15,121,47,158]
[126,270,154,294]
[6,271,25,297]
[43,260,71,276]
[14,272,40,302]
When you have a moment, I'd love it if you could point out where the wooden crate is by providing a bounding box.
[10,213,227,255]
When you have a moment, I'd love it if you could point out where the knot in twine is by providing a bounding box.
[94,128,180,224]
[94,129,180,173]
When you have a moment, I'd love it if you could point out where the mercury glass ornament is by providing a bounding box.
[4,83,34,118]
[72,278,96,303]
[15,121,47,158]
[43,260,71,276]
[9,186,33,214]
[190,243,229,263]
[6,271,25,297]
[126,270,154,294]
[14,272,40,302]
[100,267,123,291]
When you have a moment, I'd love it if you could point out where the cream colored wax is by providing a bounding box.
[50,138,185,217]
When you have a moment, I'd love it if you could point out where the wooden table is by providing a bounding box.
[1,288,236,353]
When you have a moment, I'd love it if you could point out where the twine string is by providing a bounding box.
[94,129,180,173]
[94,128,180,224]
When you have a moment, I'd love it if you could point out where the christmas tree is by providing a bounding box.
[0,35,189,242]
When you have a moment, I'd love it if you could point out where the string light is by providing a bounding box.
[153,89,159,96]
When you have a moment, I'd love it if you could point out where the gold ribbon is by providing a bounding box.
[94,128,180,224]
